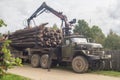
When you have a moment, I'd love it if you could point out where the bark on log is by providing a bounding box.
[9,23,62,50]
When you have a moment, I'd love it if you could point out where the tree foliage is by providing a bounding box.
[0,19,7,27]
[0,19,22,78]
[74,19,120,50]
[104,30,120,50]
[74,20,91,37]
[74,19,105,44]
[90,25,105,44]
[52,24,58,30]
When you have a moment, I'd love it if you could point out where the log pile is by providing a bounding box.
[9,23,62,50]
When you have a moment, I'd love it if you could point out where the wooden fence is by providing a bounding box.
[104,50,120,71]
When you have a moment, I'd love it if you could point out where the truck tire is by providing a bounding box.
[90,60,105,70]
[40,54,49,69]
[31,54,40,67]
[72,56,88,73]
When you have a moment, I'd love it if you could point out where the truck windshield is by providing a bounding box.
[71,38,87,43]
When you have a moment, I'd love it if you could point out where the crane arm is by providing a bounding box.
[27,2,67,27]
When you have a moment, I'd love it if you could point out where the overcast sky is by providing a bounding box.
[0,0,120,35]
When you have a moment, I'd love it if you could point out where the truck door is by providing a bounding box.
[62,38,72,58]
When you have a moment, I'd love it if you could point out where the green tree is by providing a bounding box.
[104,30,120,50]
[74,19,105,44]
[0,19,7,27]
[52,24,58,30]
[90,25,105,44]
[74,20,91,37]
[0,19,7,36]
[0,19,22,78]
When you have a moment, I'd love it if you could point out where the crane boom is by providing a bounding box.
[27,2,67,27]
[27,2,76,36]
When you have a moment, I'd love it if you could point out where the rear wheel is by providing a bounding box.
[40,54,49,69]
[72,56,89,73]
[31,54,40,67]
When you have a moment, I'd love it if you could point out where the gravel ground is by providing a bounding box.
[8,65,120,80]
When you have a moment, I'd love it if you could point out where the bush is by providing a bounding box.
[0,19,22,78]
[0,40,22,78]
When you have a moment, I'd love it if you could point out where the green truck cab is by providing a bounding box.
[56,35,110,73]
[62,35,105,60]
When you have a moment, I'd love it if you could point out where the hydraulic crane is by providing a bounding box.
[27,2,76,36]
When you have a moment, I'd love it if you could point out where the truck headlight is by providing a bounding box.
[106,54,111,58]
[102,51,105,55]
[82,50,90,55]
[87,51,90,54]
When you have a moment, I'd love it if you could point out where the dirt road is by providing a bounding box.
[8,65,120,80]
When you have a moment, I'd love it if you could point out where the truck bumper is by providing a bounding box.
[88,54,111,60]
[88,55,101,60]
[101,54,111,60]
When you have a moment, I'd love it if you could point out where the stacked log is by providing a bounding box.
[9,23,62,50]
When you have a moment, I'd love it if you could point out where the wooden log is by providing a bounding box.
[9,30,43,39]
[10,35,41,41]
[11,23,48,36]
[10,23,62,50]
[11,38,42,43]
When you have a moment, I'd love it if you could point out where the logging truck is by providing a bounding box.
[9,2,111,73]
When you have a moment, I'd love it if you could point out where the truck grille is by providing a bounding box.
[91,48,103,55]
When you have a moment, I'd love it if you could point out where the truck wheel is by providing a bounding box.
[40,54,49,69]
[91,60,105,70]
[31,54,40,67]
[72,56,88,73]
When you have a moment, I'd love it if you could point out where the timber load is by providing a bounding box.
[9,23,62,50]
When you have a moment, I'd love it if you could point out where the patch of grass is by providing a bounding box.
[91,70,120,77]
[0,74,30,80]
